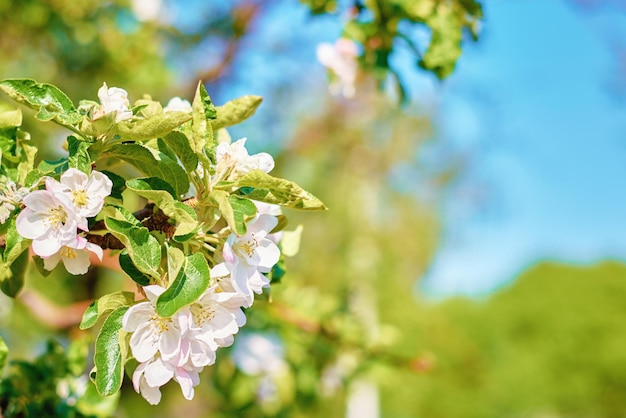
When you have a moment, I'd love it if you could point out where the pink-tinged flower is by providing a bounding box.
[317,38,359,98]
[164,97,192,112]
[215,138,274,179]
[122,286,184,363]
[46,169,112,230]
[15,189,78,257]
[188,286,246,348]
[211,214,280,306]
[132,356,202,405]
[93,83,133,122]
[42,235,103,275]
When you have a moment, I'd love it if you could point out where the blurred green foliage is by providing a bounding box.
[386,261,626,417]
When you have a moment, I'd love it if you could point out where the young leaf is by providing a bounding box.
[0,78,82,127]
[190,82,216,156]
[80,291,136,330]
[67,136,92,173]
[212,95,263,130]
[105,217,162,280]
[156,253,210,317]
[126,177,198,236]
[107,143,189,196]
[115,111,192,141]
[100,170,126,200]
[211,190,257,236]
[93,306,129,396]
[281,224,303,257]
[118,250,152,287]
[232,170,327,210]
[162,131,198,173]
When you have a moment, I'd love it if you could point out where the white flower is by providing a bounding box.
[15,188,78,257]
[186,286,246,348]
[164,97,192,112]
[43,235,103,275]
[132,356,202,405]
[46,169,112,231]
[211,214,280,306]
[122,285,185,363]
[317,38,359,98]
[94,82,133,122]
[215,138,274,179]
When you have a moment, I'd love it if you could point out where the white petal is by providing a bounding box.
[62,248,91,275]
[159,328,182,361]
[256,239,280,272]
[123,303,154,332]
[60,168,88,190]
[174,368,196,400]
[31,235,64,257]
[139,379,162,405]
[248,214,278,236]
[130,323,159,362]
[144,358,174,387]
[15,209,46,239]
[43,254,61,271]
[144,285,166,302]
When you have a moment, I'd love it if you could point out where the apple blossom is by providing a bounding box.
[215,138,274,180]
[164,97,192,112]
[132,356,202,405]
[15,188,78,257]
[211,214,280,306]
[122,285,185,363]
[317,38,359,98]
[93,82,133,122]
[45,169,112,230]
[43,235,103,275]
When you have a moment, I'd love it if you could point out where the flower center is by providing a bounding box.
[72,190,89,208]
[190,303,216,327]
[60,246,77,259]
[46,206,68,227]
[149,315,173,336]
[235,234,258,258]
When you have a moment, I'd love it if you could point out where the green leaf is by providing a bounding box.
[211,190,257,236]
[105,217,162,280]
[212,95,263,130]
[80,291,136,330]
[162,131,199,173]
[419,5,463,79]
[115,111,192,141]
[67,135,92,173]
[0,78,82,127]
[93,306,128,396]
[76,381,121,418]
[0,249,27,297]
[190,82,216,156]
[166,245,185,283]
[232,170,327,210]
[0,336,8,372]
[156,253,210,317]
[107,143,189,196]
[100,170,126,200]
[118,250,151,286]
[126,177,198,236]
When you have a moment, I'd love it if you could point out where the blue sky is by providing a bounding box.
[420,0,626,295]
[167,0,626,296]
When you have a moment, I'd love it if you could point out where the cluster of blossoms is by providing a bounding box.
[15,169,111,275]
[0,78,323,407]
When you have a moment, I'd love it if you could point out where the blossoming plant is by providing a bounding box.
[0,79,325,405]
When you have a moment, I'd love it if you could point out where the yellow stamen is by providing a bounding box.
[46,206,68,227]
[72,189,88,208]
